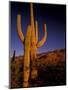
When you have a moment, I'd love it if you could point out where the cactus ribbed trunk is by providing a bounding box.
[30,3,38,80]
[23,25,31,87]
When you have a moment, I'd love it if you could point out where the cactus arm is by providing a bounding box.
[23,25,31,87]
[37,24,47,48]
[17,14,24,44]
[35,21,38,43]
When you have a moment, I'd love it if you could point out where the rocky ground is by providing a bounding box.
[10,49,66,88]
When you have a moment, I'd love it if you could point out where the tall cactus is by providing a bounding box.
[17,3,47,87]
[30,3,47,80]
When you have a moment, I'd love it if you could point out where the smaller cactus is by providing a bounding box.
[12,50,16,61]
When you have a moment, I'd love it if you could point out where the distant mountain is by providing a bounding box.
[36,49,65,68]
[11,49,65,68]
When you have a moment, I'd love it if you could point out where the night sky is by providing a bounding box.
[10,1,66,57]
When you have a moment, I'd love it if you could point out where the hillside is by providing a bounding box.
[10,49,66,88]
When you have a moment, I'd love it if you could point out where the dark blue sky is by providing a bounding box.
[10,1,66,56]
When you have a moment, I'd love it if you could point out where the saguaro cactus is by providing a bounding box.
[17,3,47,87]
[17,15,31,87]
[30,3,47,80]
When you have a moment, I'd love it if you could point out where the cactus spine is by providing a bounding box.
[17,3,47,87]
